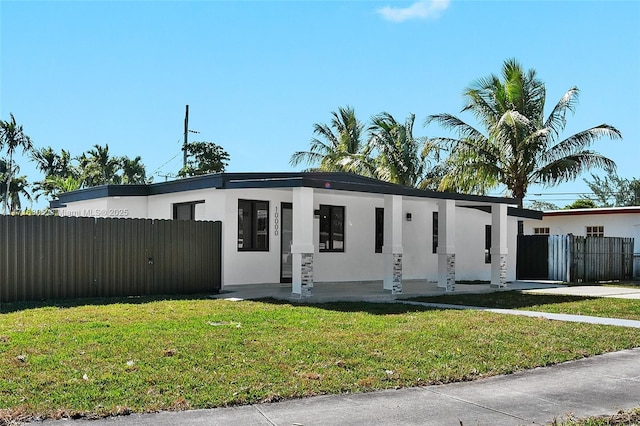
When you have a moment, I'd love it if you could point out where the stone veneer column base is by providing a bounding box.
[446,254,456,293]
[392,253,402,294]
[295,252,314,298]
[490,254,508,288]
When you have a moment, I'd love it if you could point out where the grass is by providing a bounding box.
[408,291,640,321]
[1,295,640,422]
[550,407,640,425]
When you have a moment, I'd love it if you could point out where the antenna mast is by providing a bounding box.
[183,104,189,169]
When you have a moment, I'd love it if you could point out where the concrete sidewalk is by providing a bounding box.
[43,348,640,426]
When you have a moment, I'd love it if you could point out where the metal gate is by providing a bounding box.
[0,215,222,303]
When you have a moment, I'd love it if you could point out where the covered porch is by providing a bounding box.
[212,280,563,303]
[288,185,519,299]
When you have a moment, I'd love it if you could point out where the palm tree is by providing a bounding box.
[368,112,439,188]
[78,144,122,186]
[31,147,75,178]
[31,147,81,199]
[0,113,33,214]
[0,159,31,212]
[120,156,147,184]
[290,106,373,175]
[425,59,621,208]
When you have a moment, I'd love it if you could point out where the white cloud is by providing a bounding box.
[376,0,451,23]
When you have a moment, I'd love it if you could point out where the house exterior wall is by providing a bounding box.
[58,197,149,219]
[54,187,518,286]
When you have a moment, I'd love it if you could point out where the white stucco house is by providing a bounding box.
[50,172,541,297]
[522,206,640,239]
[523,206,640,278]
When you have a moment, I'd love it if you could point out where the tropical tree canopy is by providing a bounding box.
[0,159,31,212]
[31,144,149,200]
[290,106,373,175]
[582,171,640,207]
[0,113,34,214]
[426,58,622,207]
[178,141,230,177]
[368,112,437,188]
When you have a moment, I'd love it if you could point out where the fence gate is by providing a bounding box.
[516,234,548,280]
[0,215,222,303]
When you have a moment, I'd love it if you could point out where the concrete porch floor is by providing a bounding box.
[211,279,565,303]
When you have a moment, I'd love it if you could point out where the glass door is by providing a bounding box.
[280,203,293,283]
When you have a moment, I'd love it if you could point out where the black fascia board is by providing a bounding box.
[464,205,543,220]
[299,174,516,205]
[148,174,224,195]
[52,184,149,205]
[50,171,517,208]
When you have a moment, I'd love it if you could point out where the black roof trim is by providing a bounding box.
[50,172,518,207]
[465,205,543,220]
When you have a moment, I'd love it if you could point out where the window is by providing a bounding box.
[586,226,604,237]
[375,208,384,253]
[533,227,550,235]
[238,200,269,251]
[319,204,344,252]
[485,225,491,264]
[173,201,204,220]
[432,212,438,254]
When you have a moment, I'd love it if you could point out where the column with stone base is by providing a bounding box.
[291,187,315,298]
[383,194,403,294]
[490,203,508,288]
[437,199,456,292]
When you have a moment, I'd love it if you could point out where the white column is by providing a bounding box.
[291,187,315,298]
[437,199,456,292]
[491,203,508,288]
[382,195,403,294]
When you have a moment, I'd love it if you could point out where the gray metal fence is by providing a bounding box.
[517,234,634,282]
[0,215,221,303]
[571,236,634,283]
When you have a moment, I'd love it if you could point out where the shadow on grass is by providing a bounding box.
[0,293,214,314]
[253,297,444,315]
[406,291,600,309]
[1,291,605,316]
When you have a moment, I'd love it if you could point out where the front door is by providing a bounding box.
[280,203,293,283]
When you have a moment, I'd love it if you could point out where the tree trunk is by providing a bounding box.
[3,152,12,214]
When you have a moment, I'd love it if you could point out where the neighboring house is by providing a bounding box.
[522,206,640,279]
[523,206,640,240]
[50,172,540,297]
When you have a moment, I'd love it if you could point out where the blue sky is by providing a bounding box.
[1,0,638,209]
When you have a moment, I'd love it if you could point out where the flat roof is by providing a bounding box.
[50,171,541,219]
[543,206,640,217]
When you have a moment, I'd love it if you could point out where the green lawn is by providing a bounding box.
[408,291,640,321]
[1,295,640,422]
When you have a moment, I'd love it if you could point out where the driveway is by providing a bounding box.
[523,285,640,299]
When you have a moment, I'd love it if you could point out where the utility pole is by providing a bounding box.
[183,104,189,169]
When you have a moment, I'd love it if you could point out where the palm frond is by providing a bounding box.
[533,151,617,187]
[542,124,622,163]
[544,86,579,137]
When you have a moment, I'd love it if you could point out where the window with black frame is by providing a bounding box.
[485,224,491,263]
[173,201,204,220]
[319,204,344,252]
[238,199,269,251]
[375,207,384,253]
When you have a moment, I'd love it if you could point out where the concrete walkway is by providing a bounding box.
[42,348,640,425]
[524,284,640,300]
